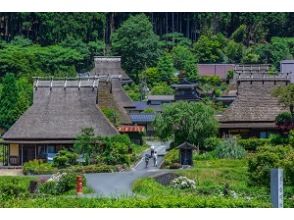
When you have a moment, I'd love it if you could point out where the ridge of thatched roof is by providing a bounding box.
[3,85,118,141]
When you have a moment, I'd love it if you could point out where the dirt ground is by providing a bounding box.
[0,169,23,176]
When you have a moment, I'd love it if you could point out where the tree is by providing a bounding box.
[156,52,176,83]
[160,32,192,51]
[141,67,161,87]
[0,74,20,129]
[193,34,227,63]
[151,82,174,95]
[112,14,161,81]
[273,84,294,116]
[224,40,244,63]
[154,101,218,147]
[171,45,198,81]
[73,128,97,165]
[241,47,260,64]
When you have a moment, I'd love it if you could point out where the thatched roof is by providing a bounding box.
[111,79,134,108]
[219,77,290,128]
[93,56,132,83]
[3,82,118,141]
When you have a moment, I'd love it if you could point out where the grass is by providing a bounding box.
[132,158,294,207]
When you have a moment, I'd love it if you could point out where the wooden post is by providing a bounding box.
[76,176,83,196]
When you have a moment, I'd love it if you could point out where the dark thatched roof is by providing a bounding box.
[111,79,134,108]
[219,77,290,128]
[92,56,132,83]
[3,83,118,141]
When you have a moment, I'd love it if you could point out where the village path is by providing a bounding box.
[84,141,170,198]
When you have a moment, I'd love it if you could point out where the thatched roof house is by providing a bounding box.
[1,78,119,165]
[219,75,290,137]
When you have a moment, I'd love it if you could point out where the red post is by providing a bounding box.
[76,175,83,196]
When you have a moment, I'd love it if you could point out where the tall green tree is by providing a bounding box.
[154,101,218,147]
[112,14,161,81]
[171,45,198,81]
[0,74,20,129]
[157,52,176,83]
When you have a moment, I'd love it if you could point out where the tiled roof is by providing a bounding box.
[118,125,145,133]
[147,95,175,101]
[130,113,156,123]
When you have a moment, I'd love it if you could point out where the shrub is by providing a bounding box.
[215,137,246,159]
[275,112,293,126]
[248,146,293,186]
[64,164,114,173]
[0,176,33,199]
[282,151,294,185]
[289,130,294,147]
[39,172,86,195]
[268,134,289,145]
[171,176,196,190]
[53,150,78,169]
[203,137,221,151]
[162,148,179,168]
[23,160,56,175]
[238,138,269,151]
[169,163,182,169]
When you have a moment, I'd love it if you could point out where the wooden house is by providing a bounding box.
[1,77,119,166]
[219,74,291,138]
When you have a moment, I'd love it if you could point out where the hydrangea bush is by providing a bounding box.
[171,176,196,190]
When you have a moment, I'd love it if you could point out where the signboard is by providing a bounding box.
[271,168,283,208]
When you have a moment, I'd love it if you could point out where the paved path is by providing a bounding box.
[85,141,170,197]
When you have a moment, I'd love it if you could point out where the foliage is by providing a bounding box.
[0,176,33,199]
[0,194,270,208]
[171,176,196,190]
[238,138,269,151]
[275,112,293,126]
[203,137,221,151]
[112,14,161,81]
[273,84,294,116]
[151,82,174,95]
[215,137,246,159]
[123,83,141,101]
[64,164,114,173]
[53,150,78,169]
[0,44,83,78]
[141,67,161,87]
[193,33,227,63]
[143,108,155,113]
[241,47,260,64]
[171,45,198,81]
[101,107,120,126]
[160,32,192,51]
[289,130,294,147]
[154,101,218,147]
[23,160,56,175]
[248,146,294,186]
[161,148,179,168]
[39,172,86,195]
[156,52,176,83]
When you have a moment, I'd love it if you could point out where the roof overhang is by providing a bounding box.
[1,139,75,144]
[219,122,277,129]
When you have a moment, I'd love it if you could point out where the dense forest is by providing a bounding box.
[1,12,294,131]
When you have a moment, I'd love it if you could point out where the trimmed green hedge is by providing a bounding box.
[0,195,270,208]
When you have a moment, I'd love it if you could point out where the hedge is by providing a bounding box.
[0,195,270,208]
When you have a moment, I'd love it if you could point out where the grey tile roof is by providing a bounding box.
[219,78,289,125]
[3,86,119,140]
[147,95,175,101]
[130,113,156,123]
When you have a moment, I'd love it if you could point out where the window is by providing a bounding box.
[259,131,267,139]
[47,145,56,153]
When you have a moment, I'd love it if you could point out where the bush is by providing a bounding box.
[162,148,179,168]
[203,137,221,151]
[171,176,196,189]
[275,112,293,126]
[282,151,294,185]
[0,176,33,199]
[248,146,293,186]
[169,163,182,169]
[23,160,56,175]
[268,134,289,145]
[53,150,78,169]
[39,172,86,195]
[64,164,114,173]
[238,138,269,151]
[215,137,246,159]
[289,130,294,147]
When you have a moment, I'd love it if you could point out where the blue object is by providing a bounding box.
[129,113,156,123]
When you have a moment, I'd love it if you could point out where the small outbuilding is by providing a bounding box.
[177,142,197,166]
